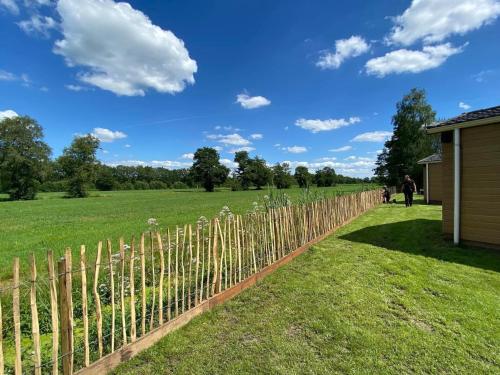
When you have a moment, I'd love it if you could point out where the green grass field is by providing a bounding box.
[0,185,372,279]
[114,197,500,374]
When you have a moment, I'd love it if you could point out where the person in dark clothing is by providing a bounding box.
[401,175,417,207]
[382,186,391,203]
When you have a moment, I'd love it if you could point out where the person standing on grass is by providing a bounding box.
[402,175,416,207]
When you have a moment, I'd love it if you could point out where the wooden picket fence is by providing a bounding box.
[0,189,382,374]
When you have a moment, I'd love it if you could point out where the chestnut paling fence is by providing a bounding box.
[0,189,382,374]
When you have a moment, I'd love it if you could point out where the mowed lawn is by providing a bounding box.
[114,198,500,374]
[0,185,368,278]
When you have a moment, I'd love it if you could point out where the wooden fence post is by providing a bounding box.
[30,254,42,375]
[12,258,21,375]
[58,256,73,375]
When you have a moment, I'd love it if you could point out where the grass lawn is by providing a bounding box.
[114,197,500,374]
[0,185,370,278]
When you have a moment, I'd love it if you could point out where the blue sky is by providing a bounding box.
[1,0,499,177]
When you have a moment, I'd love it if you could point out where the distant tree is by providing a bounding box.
[234,150,252,190]
[294,166,312,188]
[272,162,293,189]
[246,157,272,189]
[315,167,336,187]
[375,88,437,188]
[0,116,51,200]
[58,135,100,198]
[95,165,116,191]
[191,147,230,192]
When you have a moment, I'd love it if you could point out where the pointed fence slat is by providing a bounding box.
[47,251,59,375]
[93,242,104,358]
[80,246,89,367]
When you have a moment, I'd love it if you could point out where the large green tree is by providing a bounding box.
[315,167,336,187]
[272,162,293,189]
[294,166,312,188]
[58,135,100,198]
[375,88,437,187]
[191,147,229,192]
[233,151,272,190]
[0,116,51,200]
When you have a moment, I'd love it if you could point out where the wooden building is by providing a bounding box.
[417,153,442,204]
[426,105,500,249]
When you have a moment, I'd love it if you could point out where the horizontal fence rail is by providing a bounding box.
[0,189,382,374]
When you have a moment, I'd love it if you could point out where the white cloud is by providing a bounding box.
[365,43,464,77]
[285,146,307,154]
[65,84,90,91]
[228,146,256,154]
[459,101,471,110]
[0,0,19,14]
[329,145,352,152]
[280,157,377,177]
[387,0,500,46]
[236,93,271,109]
[18,15,57,37]
[250,133,263,140]
[295,117,360,133]
[345,156,357,161]
[472,69,495,82]
[106,159,192,169]
[0,109,19,121]
[207,133,251,146]
[220,158,237,169]
[351,131,392,142]
[317,35,370,69]
[54,0,197,96]
[181,153,194,160]
[124,144,131,148]
[0,70,16,81]
[92,127,127,143]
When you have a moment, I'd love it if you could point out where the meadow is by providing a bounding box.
[0,185,374,278]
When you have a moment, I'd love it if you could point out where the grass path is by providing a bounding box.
[114,198,500,374]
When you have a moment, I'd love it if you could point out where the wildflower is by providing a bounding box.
[147,218,158,226]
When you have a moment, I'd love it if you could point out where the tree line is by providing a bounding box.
[0,116,372,200]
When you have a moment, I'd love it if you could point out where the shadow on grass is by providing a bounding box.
[340,218,500,273]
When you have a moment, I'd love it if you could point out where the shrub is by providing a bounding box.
[150,180,169,190]
[134,181,150,190]
[172,181,188,189]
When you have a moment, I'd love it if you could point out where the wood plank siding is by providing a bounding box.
[441,123,500,246]
[425,162,442,203]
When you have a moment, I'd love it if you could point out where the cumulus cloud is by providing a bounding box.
[329,145,352,152]
[284,146,307,154]
[295,117,360,133]
[250,133,263,140]
[106,159,192,168]
[207,133,251,146]
[351,131,392,142]
[220,158,238,169]
[236,93,271,109]
[92,127,127,143]
[387,0,500,46]
[317,35,370,69]
[459,101,471,110]
[54,0,197,96]
[228,146,256,154]
[365,43,464,77]
[280,157,377,177]
[18,15,57,38]
[0,0,19,14]
[0,109,19,121]
[181,153,194,160]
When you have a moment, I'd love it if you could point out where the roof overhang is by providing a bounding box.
[426,115,500,134]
